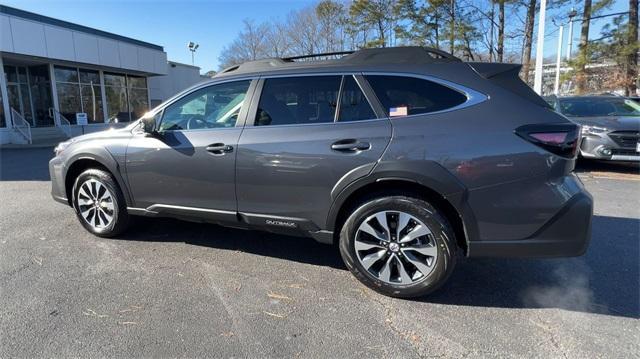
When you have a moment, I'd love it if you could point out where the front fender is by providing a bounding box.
[63,144,133,207]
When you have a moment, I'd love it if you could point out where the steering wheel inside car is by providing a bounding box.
[186,116,207,130]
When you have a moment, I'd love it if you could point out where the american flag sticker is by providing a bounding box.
[389,106,408,117]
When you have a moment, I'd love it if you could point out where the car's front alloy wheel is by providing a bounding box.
[72,169,129,237]
[77,179,115,229]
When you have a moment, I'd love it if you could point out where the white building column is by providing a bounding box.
[0,56,12,128]
[533,0,547,95]
[48,63,61,126]
[554,25,564,95]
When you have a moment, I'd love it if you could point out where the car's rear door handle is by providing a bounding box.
[331,139,371,152]
[206,143,233,155]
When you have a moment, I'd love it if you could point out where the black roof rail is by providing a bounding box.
[342,47,461,64]
[283,51,355,61]
[215,46,462,77]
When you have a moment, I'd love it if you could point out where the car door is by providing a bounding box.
[235,74,391,230]
[126,79,256,221]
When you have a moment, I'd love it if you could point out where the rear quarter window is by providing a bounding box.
[365,75,467,116]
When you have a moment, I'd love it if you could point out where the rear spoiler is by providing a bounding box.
[467,62,551,108]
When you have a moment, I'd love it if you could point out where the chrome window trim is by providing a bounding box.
[147,76,258,118]
[247,73,385,128]
[362,72,489,117]
[243,116,387,130]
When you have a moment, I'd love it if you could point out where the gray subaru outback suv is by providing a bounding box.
[49,47,593,298]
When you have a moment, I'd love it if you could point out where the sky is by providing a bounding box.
[2,0,631,72]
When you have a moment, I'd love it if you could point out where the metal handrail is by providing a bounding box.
[10,108,32,144]
[52,109,72,138]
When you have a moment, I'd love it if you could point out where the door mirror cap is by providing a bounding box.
[141,113,157,133]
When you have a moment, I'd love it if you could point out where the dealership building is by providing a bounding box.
[0,5,203,145]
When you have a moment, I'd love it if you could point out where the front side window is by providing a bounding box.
[365,75,467,117]
[159,80,251,131]
[255,76,341,126]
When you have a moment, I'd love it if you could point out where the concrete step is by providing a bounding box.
[30,127,69,141]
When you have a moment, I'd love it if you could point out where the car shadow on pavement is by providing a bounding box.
[118,215,638,318]
[426,215,639,319]
[117,217,347,270]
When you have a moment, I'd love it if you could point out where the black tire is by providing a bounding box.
[339,196,457,298]
[72,168,130,237]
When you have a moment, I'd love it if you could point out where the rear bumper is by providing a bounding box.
[467,191,593,258]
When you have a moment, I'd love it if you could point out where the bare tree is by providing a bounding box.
[317,0,347,51]
[575,0,593,93]
[497,0,505,61]
[627,0,638,95]
[521,0,536,83]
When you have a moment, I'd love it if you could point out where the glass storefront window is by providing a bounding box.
[103,73,149,122]
[19,84,33,123]
[48,67,149,124]
[127,75,148,120]
[105,85,128,122]
[3,65,35,125]
[29,65,54,127]
[80,69,99,85]
[55,66,106,124]
[56,83,81,123]
[17,67,28,83]
[54,66,79,83]
[128,76,147,88]
[128,88,149,120]
[81,84,103,123]
[0,86,5,128]
[104,73,126,87]
[4,65,17,83]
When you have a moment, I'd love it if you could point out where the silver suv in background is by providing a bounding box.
[50,47,593,298]
[549,96,640,162]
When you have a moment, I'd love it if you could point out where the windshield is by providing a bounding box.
[558,98,640,117]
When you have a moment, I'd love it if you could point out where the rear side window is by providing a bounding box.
[255,76,341,126]
[338,76,376,122]
[365,75,467,116]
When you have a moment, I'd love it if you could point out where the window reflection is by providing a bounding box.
[50,66,149,124]
[104,73,149,122]
[0,85,4,128]
[4,65,34,125]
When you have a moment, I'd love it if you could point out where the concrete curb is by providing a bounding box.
[0,144,56,150]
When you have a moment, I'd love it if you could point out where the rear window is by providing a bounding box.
[365,75,467,116]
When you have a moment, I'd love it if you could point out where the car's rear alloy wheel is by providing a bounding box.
[72,169,129,237]
[339,196,457,298]
[355,211,438,285]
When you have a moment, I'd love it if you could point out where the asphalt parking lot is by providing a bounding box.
[1,148,638,358]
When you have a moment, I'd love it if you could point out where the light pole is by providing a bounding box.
[188,41,199,66]
[554,25,564,95]
[566,8,578,60]
[533,0,547,95]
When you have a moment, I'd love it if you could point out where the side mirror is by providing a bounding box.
[141,114,157,134]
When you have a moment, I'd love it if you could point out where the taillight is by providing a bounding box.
[515,123,580,158]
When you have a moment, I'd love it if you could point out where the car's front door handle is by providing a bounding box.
[331,139,371,152]
[206,143,233,155]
